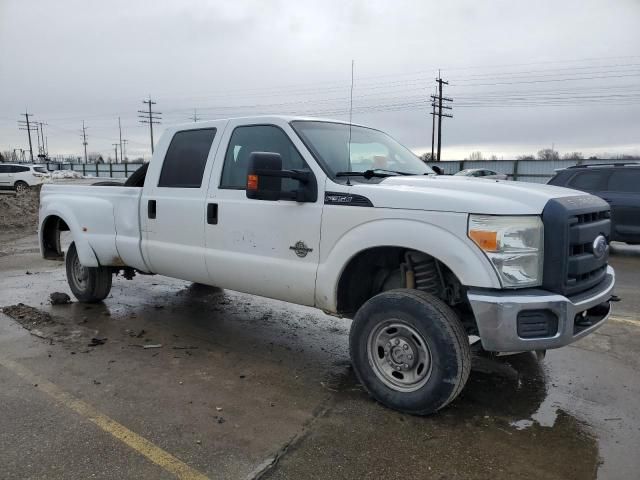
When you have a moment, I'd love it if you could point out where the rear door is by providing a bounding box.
[0,164,10,186]
[204,120,324,306]
[140,123,226,283]
[601,169,640,242]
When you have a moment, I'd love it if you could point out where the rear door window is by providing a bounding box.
[158,128,217,188]
[607,170,640,193]
[0,165,9,173]
[14,166,30,172]
[567,171,608,191]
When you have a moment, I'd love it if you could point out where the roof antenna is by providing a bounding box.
[346,59,355,186]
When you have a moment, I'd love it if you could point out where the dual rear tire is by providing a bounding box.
[65,242,112,302]
[349,289,471,415]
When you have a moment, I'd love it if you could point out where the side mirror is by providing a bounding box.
[246,152,283,201]
[246,152,317,202]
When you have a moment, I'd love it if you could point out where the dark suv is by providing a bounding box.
[548,163,640,244]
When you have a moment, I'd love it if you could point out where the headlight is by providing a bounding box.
[468,215,543,288]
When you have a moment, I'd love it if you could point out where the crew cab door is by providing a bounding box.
[140,123,226,283]
[204,121,324,306]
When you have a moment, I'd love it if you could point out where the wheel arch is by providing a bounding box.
[315,218,500,314]
[40,211,99,267]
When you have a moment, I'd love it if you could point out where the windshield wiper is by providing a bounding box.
[335,169,413,179]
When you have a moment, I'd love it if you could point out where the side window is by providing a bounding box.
[158,128,217,188]
[220,125,309,190]
[0,165,8,173]
[16,166,30,172]
[568,171,607,191]
[607,170,640,193]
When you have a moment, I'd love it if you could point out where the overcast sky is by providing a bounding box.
[1,0,639,161]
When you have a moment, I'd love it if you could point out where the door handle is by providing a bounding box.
[148,200,156,219]
[207,203,218,225]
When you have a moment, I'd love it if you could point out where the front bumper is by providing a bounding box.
[467,266,615,352]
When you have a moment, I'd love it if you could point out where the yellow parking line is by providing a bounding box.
[0,356,209,480]
[609,315,640,327]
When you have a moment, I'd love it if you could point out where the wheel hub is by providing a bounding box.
[368,320,433,392]
[387,338,415,370]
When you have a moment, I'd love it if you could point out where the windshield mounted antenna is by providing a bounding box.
[346,59,355,186]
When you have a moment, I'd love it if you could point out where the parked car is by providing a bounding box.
[548,163,640,244]
[454,168,508,180]
[38,116,614,415]
[0,163,51,192]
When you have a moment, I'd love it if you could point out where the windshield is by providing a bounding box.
[291,121,432,179]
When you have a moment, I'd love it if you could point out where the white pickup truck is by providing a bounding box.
[39,116,615,415]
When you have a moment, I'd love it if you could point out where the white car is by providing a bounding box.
[0,163,51,192]
[38,116,614,415]
[455,168,508,180]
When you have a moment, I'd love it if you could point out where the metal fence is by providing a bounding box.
[44,162,145,179]
[426,159,637,184]
[36,158,637,183]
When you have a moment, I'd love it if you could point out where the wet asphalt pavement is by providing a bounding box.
[0,232,638,480]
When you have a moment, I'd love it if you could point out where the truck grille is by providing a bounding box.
[542,196,611,297]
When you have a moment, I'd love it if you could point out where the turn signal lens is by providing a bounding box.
[469,229,498,251]
[247,174,258,190]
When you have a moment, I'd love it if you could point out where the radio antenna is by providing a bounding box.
[346,59,355,185]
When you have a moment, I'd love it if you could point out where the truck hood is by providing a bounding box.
[344,176,584,215]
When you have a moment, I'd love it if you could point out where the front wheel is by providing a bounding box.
[349,289,471,415]
[65,242,112,302]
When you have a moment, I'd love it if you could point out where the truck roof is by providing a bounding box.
[167,115,370,130]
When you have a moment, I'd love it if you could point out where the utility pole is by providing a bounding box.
[430,86,437,161]
[138,96,161,154]
[430,73,453,162]
[121,139,128,162]
[17,111,35,162]
[37,122,47,158]
[81,121,88,163]
[190,109,200,122]
[118,117,123,164]
[112,143,119,163]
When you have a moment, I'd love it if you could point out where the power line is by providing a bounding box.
[138,96,161,154]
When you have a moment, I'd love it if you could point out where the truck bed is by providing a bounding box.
[39,184,148,271]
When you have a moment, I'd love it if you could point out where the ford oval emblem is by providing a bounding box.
[592,235,608,259]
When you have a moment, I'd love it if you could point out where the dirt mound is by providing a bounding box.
[0,185,41,231]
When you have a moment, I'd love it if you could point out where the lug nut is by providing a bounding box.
[403,344,409,350]
[403,364,409,369]
[408,354,413,360]
[394,339,400,346]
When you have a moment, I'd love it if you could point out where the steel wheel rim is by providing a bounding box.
[71,254,89,291]
[367,320,432,392]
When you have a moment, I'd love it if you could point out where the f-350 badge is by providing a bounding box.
[290,241,313,258]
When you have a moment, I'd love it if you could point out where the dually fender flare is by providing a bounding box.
[40,204,99,267]
[314,218,501,312]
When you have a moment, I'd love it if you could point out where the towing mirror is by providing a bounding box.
[246,152,317,202]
